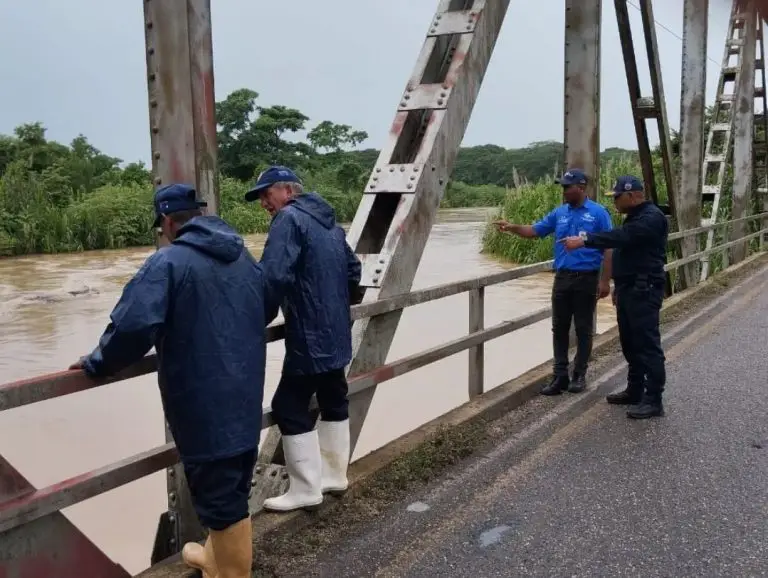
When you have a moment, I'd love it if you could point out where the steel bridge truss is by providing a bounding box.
[0,0,764,576]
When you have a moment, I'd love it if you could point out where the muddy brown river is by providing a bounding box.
[0,207,616,574]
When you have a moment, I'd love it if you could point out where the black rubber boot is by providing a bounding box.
[541,375,570,396]
[606,387,643,405]
[568,372,587,394]
[627,394,664,419]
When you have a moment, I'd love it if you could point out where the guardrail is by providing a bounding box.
[1,214,766,574]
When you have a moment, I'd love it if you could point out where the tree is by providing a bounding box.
[308,121,368,154]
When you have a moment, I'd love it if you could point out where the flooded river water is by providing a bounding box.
[0,207,616,574]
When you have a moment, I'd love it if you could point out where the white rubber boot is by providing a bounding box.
[318,419,350,494]
[262,430,323,512]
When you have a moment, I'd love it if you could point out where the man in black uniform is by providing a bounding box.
[560,175,668,419]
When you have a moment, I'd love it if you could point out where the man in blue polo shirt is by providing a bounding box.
[493,168,613,395]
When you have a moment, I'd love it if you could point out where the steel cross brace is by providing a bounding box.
[0,454,130,577]
[251,0,512,501]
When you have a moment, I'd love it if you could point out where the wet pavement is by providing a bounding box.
[301,263,768,578]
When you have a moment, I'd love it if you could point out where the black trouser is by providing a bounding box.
[615,277,666,398]
[271,368,349,436]
[551,269,600,377]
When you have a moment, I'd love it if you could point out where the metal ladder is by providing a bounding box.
[700,0,747,280]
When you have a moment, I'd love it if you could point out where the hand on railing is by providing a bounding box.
[68,359,85,371]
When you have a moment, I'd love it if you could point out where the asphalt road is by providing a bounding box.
[300,266,768,578]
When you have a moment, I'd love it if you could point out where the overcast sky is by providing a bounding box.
[0,0,734,166]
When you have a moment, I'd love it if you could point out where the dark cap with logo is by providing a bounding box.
[555,169,588,186]
[245,166,302,202]
[607,175,644,197]
[153,184,207,227]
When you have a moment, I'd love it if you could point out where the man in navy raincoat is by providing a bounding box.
[245,166,363,513]
[70,184,272,578]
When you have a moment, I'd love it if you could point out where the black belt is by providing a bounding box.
[555,269,600,277]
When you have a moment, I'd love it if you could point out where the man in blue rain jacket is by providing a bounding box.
[245,166,363,513]
[70,184,273,578]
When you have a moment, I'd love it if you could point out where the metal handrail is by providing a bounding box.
[0,216,765,535]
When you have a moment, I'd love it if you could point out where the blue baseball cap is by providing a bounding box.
[608,175,644,197]
[153,184,207,227]
[555,169,588,186]
[245,165,302,201]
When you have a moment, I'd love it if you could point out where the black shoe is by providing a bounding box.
[606,388,643,405]
[568,373,587,393]
[627,396,664,419]
[541,375,569,396]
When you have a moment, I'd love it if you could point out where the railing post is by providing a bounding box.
[468,287,485,398]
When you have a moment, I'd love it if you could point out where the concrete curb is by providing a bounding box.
[138,251,768,578]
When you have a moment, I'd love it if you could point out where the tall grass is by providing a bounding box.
[482,157,642,263]
[1,160,504,256]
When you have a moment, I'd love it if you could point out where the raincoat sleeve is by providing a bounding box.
[260,211,302,324]
[81,252,170,378]
[345,239,364,306]
[585,209,665,249]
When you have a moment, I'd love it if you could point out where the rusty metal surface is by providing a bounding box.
[678,0,709,286]
[343,0,513,455]
[730,1,757,263]
[614,0,658,204]
[638,0,678,211]
[0,445,177,534]
[144,0,196,190]
[186,0,219,211]
[563,0,601,198]
[144,0,219,559]
[0,354,158,411]
[0,457,130,578]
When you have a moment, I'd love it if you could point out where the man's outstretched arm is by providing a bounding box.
[73,253,170,377]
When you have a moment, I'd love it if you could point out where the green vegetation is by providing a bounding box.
[482,156,652,264]
[481,104,762,270]
[1,87,550,257]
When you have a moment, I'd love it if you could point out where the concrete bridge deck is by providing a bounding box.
[257,261,768,577]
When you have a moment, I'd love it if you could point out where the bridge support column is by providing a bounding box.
[730,0,757,264]
[678,0,709,286]
[143,0,218,561]
[564,0,601,350]
[563,0,601,200]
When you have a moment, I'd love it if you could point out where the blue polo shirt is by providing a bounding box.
[531,199,613,271]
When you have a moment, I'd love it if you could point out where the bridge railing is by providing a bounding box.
[0,213,766,573]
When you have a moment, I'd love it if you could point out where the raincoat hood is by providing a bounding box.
[173,215,244,263]
[289,192,336,230]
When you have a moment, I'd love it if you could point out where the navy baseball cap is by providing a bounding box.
[608,175,644,197]
[245,165,302,201]
[555,169,588,186]
[153,184,207,227]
